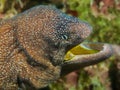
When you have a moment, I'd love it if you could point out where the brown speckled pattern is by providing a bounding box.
[0,5,92,89]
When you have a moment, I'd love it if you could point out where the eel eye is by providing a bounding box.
[61,34,68,40]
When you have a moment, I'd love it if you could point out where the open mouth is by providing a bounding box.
[61,42,113,76]
[64,42,100,61]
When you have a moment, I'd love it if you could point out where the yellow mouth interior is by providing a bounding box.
[64,43,99,60]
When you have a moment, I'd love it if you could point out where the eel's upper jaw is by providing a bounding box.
[65,21,93,53]
[80,22,93,39]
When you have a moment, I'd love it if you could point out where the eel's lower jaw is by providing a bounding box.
[61,42,113,76]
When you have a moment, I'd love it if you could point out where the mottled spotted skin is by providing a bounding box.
[0,5,92,89]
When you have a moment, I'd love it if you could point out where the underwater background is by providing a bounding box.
[0,0,120,90]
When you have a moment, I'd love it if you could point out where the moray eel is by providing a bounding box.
[0,5,112,89]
